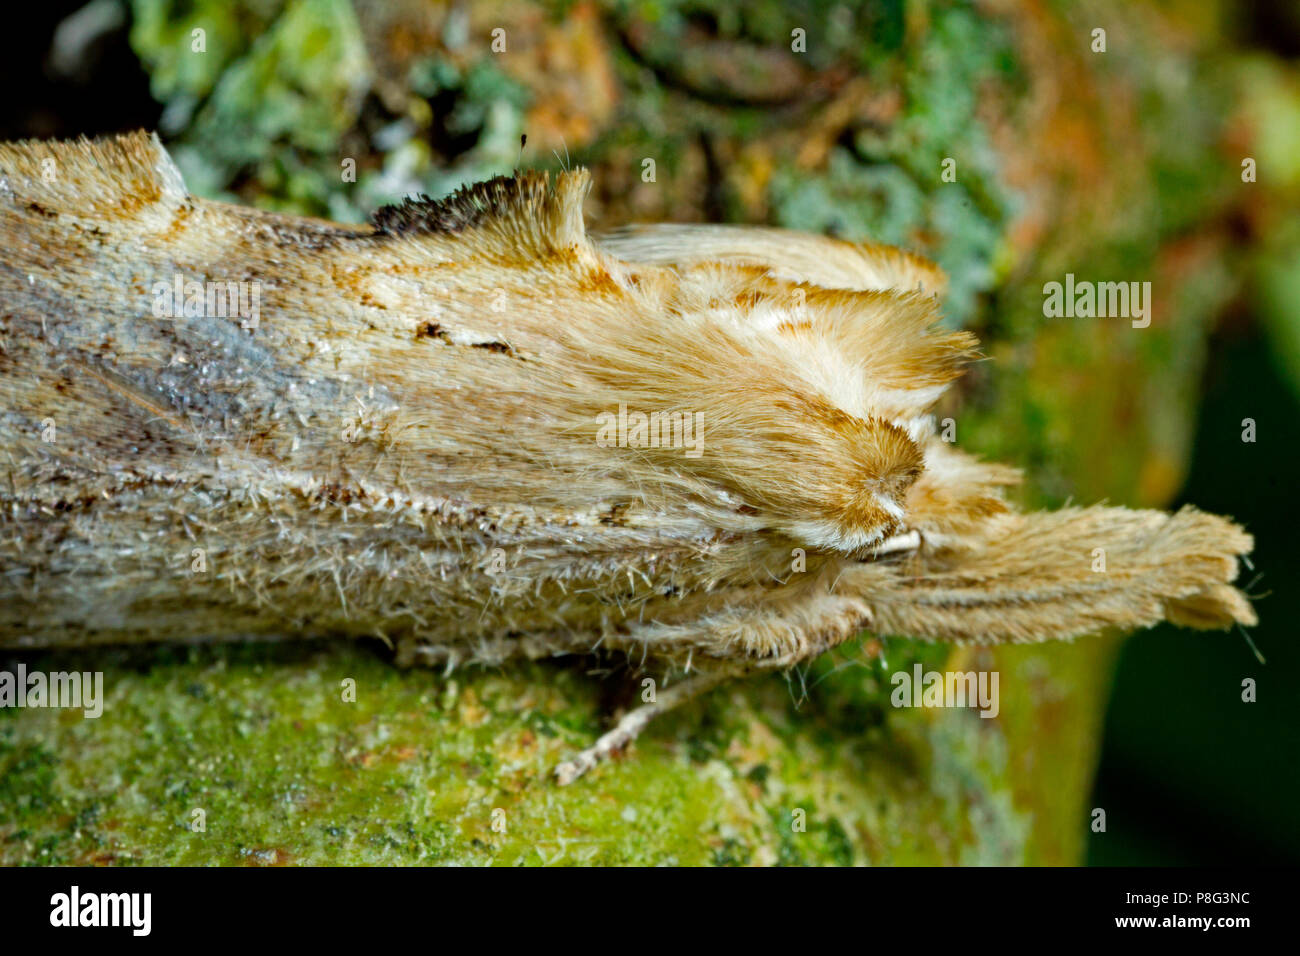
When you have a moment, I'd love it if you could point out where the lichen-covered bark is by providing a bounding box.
[2,0,1286,864]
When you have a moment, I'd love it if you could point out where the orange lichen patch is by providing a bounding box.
[980,0,1127,263]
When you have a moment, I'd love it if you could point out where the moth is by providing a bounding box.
[0,132,1256,783]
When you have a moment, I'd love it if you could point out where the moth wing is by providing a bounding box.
[593,223,947,296]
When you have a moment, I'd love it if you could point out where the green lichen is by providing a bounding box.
[768,4,1017,326]
[131,0,370,203]
[1,639,1033,865]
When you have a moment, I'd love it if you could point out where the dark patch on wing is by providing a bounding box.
[470,341,516,356]
[252,221,351,251]
[72,221,107,240]
[221,206,365,251]
[415,322,450,342]
[415,323,519,357]
[598,501,632,527]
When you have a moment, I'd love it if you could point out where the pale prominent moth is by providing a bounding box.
[0,133,1256,782]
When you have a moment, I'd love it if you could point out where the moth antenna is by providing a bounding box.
[1237,622,1266,665]
[551,136,571,172]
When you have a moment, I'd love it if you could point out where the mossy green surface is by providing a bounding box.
[4,639,1069,865]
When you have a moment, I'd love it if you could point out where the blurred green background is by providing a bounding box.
[1090,329,1299,865]
[1,0,1296,865]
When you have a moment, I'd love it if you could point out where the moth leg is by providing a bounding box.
[554,667,741,785]
[554,580,872,783]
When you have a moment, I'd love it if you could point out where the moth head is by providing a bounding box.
[779,409,925,553]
